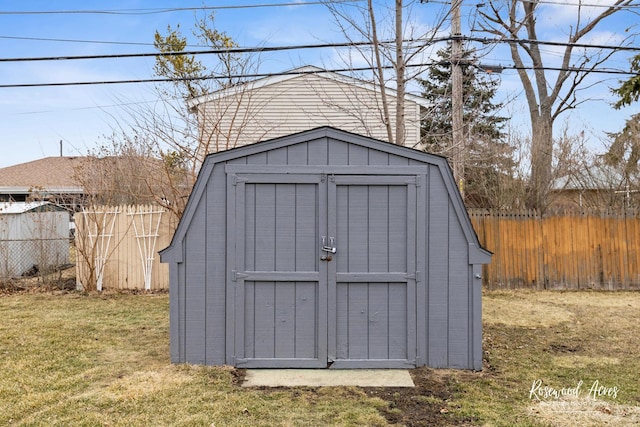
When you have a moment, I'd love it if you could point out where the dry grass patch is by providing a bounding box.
[2,287,640,426]
[102,366,193,401]
[529,396,640,427]
[0,292,388,427]
[533,290,640,309]
[483,290,574,327]
[553,355,620,369]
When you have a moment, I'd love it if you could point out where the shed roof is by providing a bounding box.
[186,65,431,110]
[0,201,56,214]
[161,126,491,264]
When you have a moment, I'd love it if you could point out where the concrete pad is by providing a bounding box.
[242,369,414,387]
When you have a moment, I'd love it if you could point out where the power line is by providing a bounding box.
[0,34,160,47]
[0,38,451,63]
[1,35,639,64]
[422,0,640,9]
[520,0,640,9]
[0,63,636,89]
[0,1,362,15]
[465,36,640,53]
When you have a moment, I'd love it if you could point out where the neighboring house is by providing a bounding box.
[551,159,635,209]
[187,65,430,158]
[0,157,86,211]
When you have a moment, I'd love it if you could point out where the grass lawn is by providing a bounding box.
[1,288,639,426]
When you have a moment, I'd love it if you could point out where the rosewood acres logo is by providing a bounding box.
[529,379,620,401]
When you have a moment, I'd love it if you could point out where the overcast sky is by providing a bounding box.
[1,0,639,168]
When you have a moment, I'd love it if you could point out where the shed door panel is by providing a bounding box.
[230,172,418,369]
[231,175,327,368]
[329,177,417,368]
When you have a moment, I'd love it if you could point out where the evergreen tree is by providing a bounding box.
[604,112,640,181]
[419,44,517,208]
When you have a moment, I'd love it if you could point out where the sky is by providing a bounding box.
[0,0,639,169]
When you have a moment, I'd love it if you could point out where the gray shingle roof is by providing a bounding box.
[0,157,86,193]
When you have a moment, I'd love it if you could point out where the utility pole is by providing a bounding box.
[451,0,464,197]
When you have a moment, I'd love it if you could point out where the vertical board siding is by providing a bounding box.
[243,282,320,359]
[74,204,175,290]
[427,169,449,368]
[336,282,408,360]
[334,179,414,363]
[239,178,321,362]
[206,165,228,364]
[336,184,408,275]
[389,186,409,271]
[469,210,640,289]
[447,207,470,368]
[184,197,207,363]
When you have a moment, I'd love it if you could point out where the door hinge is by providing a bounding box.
[233,175,249,186]
[231,270,249,282]
[405,271,420,282]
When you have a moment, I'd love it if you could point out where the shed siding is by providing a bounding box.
[206,166,227,364]
[184,195,207,364]
[427,168,450,367]
[448,210,470,368]
[197,74,421,152]
[162,128,490,370]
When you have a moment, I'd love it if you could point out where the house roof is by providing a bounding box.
[0,156,85,194]
[186,65,431,109]
[552,158,626,191]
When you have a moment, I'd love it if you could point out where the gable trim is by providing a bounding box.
[186,65,430,110]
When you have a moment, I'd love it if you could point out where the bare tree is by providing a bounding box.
[477,0,638,210]
[323,0,450,146]
[152,11,262,168]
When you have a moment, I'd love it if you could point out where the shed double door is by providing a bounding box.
[228,168,420,368]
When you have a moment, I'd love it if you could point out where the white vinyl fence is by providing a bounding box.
[74,204,176,291]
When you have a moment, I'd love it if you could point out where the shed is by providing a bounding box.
[160,127,491,370]
[0,201,70,278]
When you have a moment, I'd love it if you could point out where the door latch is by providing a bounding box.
[321,236,337,254]
[321,236,336,261]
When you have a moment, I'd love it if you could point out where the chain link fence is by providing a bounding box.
[0,238,70,279]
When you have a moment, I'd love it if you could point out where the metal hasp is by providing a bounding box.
[321,236,336,261]
[321,236,337,254]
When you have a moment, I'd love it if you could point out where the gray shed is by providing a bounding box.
[160,127,491,370]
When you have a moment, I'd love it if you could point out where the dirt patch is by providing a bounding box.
[0,264,77,295]
[363,368,480,427]
[548,342,582,353]
[239,367,480,426]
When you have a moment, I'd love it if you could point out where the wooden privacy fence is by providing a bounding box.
[74,205,177,291]
[469,209,640,290]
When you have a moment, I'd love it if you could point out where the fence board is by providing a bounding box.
[74,205,177,290]
[469,209,640,290]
